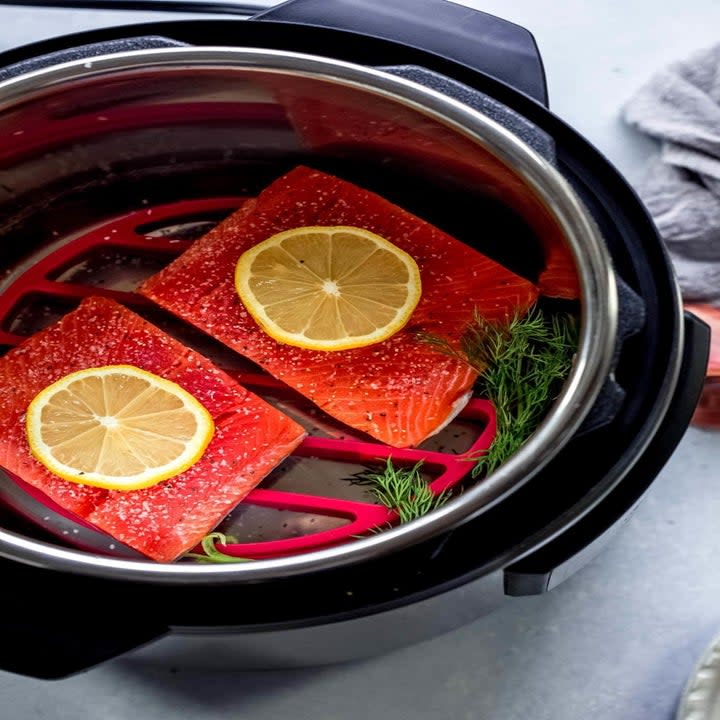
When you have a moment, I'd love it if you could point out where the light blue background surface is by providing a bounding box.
[2,2,720,718]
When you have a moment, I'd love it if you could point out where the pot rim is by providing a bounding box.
[0,46,617,583]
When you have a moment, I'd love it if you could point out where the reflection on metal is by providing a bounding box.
[0,48,617,583]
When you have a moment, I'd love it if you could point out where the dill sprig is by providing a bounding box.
[473,308,577,476]
[420,305,577,477]
[354,459,449,523]
[185,532,253,563]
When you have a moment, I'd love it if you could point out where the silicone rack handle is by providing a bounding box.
[252,0,549,104]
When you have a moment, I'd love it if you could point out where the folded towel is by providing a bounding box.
[624,43,720,306]
[624,45,720,427]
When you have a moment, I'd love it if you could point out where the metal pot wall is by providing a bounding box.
[0,44,617,581]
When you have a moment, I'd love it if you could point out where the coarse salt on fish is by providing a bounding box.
[140,166,540,448]
[0,296,306,562]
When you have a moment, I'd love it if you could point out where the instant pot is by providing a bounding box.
[0,0,710,679]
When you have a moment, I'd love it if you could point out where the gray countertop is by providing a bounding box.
[2,1,720,718]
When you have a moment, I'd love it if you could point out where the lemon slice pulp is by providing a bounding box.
[234,225,422,351]
[25,365,214,491]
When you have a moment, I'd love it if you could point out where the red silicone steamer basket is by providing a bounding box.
[0,198,497,560]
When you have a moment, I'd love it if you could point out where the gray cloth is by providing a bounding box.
[623,44,720,304]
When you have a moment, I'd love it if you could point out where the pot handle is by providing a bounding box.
[0,558,168,678]
[504,310,710,596]
[252,0,549,105]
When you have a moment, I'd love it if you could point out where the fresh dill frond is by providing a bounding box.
[471,307,577,476]
[185,532,253,564]
[420,305,578,477]
[354,458,450,523]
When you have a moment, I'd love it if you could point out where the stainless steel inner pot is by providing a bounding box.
[0,47,616,582]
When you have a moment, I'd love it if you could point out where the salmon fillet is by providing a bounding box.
[140,166,539,447]
[0,296,306,562]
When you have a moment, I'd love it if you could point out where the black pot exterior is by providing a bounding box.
[0,8,709,678]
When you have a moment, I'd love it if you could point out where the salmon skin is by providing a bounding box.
[141,166,539,448]
[0,296,306,562]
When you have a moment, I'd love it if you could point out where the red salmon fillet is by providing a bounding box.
[140,166,539,447]
[266,81,581,299]
[0,296,305,562]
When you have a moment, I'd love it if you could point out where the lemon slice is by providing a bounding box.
[235,225,422,351]
[25,365,214,491]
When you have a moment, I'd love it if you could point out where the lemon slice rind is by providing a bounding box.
[234,226,422,352]
[25,365,215,491]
